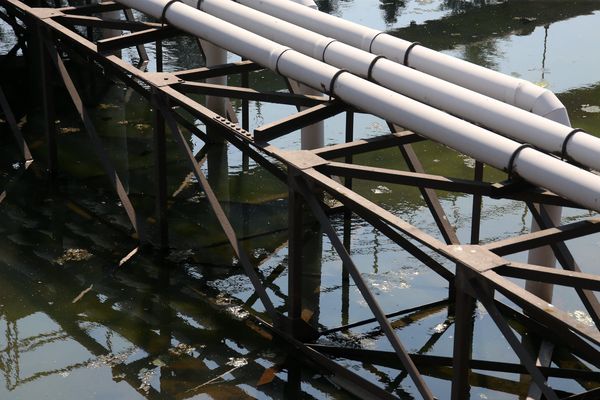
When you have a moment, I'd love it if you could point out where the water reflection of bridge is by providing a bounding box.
[1,0,600,399]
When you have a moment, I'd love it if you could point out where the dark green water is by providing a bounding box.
[1,1,600,399]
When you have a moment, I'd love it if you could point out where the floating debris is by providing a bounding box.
[59,126,81,135]
[54,248,93,265]
[460,155,476,169]
[168,343,197,357]
[98,103,119,110]
[581,104,600,113]
[226,357,248,368]
[187,193,206,203]
[513,16,537,23]
[137,368,156,394]
[371,185,392,194]
[433,322,449,334]
[151,358,167,367]
[72,284,93,304]
[88,348,137,369]
[252,248,269,258]
[135,123,151,132]
[227,305,250,320]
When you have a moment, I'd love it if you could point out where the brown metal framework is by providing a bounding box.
[1,1,600,399]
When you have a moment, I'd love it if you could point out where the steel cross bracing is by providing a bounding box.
[1,1,600,399]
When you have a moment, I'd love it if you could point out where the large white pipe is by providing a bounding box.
[114,0,600,213]
[238,0,568,122]
[193,0,599,173]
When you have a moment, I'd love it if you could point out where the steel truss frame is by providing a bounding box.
[1,0,600,398]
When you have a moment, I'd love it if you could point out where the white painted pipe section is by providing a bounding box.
[297,81,325,150]
[202,40,227,125]
[114,0,600,213]
[289,0,324,150]
[196,0,600,172]
[238,0,569,122]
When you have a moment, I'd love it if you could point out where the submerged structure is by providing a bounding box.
[1,0,600,399]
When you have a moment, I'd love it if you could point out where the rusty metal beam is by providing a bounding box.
[484,218,600,256]
[58,1,125,15]
[96,26,180,54]
[312,130,423,159]
[173,60,263,81]
[389,122,460,245]
[496,262,600,291]
[254,102,346,142]
[176,81,328,107]
[55,13,159,31]
[319,161,578,207]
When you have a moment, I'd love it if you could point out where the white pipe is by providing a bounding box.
[114,0,600,213]
[238,0,569,123]
[194,0,600,173]
[202,40,228,143]
[297,81,325,150]
[289,0,324,150]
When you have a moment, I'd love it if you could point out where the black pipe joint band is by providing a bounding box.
[321,39,337,62]
[368,32,385,53]
[561,128,585,161]
[274,48,293,75]
[328,69,349,99]
[506,143,535,177]
[403,42,421,67]
[367,55,386,82]
[161,0,181,26]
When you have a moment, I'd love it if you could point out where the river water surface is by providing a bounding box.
[1,1,600,399]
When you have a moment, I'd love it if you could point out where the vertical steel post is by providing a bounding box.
[451,267,476,400]
[342,110,353,327]
[156,40,163,73]
[38,24,57,178]
[471,161,484,245]
[287,170,304,336]
[153,90,168,249]
[241,61,250,171]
